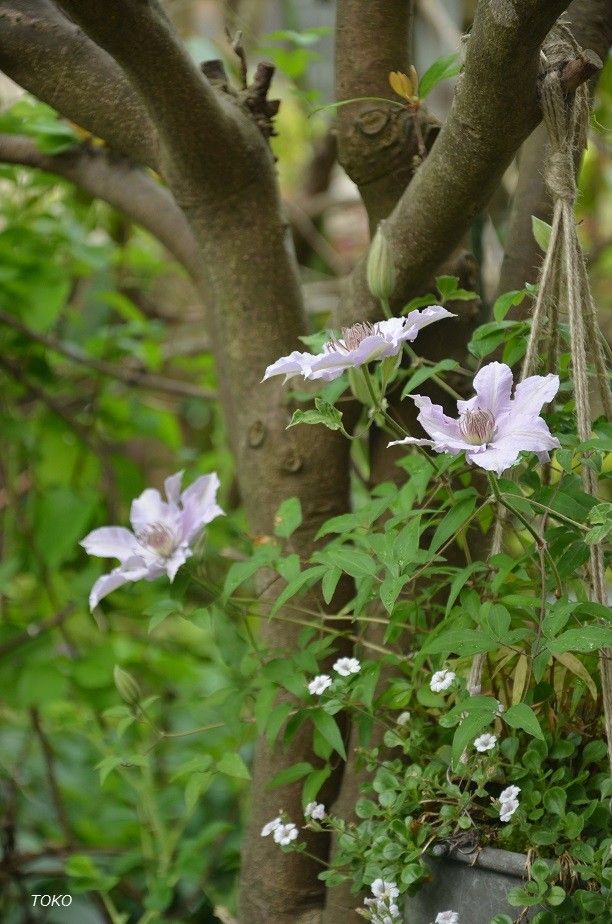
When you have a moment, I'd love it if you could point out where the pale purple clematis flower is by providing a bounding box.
[262,307,454,383]
[389,361,560,475]
[81,470,223,610]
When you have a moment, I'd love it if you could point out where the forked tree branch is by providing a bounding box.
[340,0,583,326]
[0,0,158,168]
[54,0,255,203]
[335,0,441,229]
[0,134,203,284]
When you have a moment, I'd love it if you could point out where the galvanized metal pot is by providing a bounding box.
[404,847,537,923]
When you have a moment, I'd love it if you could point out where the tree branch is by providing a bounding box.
[497,0,612,300]
[0,0,158,168]
[54,0,255,202]
[335,0,441,229]
[0,134,204,285]
[53,5,353,919]
[340,0,581,326]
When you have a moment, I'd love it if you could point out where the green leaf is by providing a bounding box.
[324,547,378,579]
[288,397,344,432]
[401,359,459,398]
[546,885,566,907]
[312,709,346,760]
[493,288,529,322]
[145,597,183,632]
[423,628,496,657]
[267,761,313,789]
[435,274,477,303]
[271,565,327,614]
[185,772,212,812]
[274,497,302,538]
[418,51,462,98]
[303,765,331,805]
[548,625,612,654]
[451,711,494,765]
[216,752,251,780]
[321,566,342,605]
[224,545,277,598]
[543,787,567,816]
[532,216,552,252]
[445,563,486,616]
[429,496,476,552]
[504,703,544,740]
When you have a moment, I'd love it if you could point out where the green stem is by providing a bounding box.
[489,475,563,595]
[380,296,393,319]
[405,345,463,401]
[361,367,409,439]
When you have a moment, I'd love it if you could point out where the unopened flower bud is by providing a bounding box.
[367,221,396,301]
[113,665,141,707]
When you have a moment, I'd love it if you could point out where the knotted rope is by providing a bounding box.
[468,28,612,770]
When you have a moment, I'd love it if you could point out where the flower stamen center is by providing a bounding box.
[327,321,376,353]
[459,408,495,445]
[137,522,177,558]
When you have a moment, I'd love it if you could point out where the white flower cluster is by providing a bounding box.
[304,801,326,821]
[430,669,455,693]
[435,912,459,924]
[307,658,361,695]
[363,878,401,923]
[260,815,299,846]
[498,784,520,822]
[473,732,497,752]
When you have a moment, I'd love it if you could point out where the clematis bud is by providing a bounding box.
[113,665,141,707]
[367,221,396,301]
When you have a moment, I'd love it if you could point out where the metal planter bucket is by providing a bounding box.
[405,847,537,923]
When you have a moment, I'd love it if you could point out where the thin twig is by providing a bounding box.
[0,308,216,401]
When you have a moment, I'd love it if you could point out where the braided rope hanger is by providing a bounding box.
[467,27,612,770]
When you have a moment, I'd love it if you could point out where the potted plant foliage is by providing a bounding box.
[241,193,611,922]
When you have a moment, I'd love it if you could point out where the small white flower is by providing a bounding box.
[333,657,361,677]
[496,700,505,714]
[304,801,326,821]
[371,879,400,900]
[435,912,460,924]
[396,711,411,726]
[499,785,520,803]
[430,669,456,693]
[308,674,332,695]
[500,798,519,822]
[474,732,497,752]
[273,822,299,846]
[260,816,281,837]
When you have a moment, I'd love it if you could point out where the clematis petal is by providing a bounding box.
[388,436,435,449]
[470,362,513,417]
[81,527,139,562]
[164,470,184,506]
[130,488,168,534]
[471,415,560,475]
[165,546,192,582]
[411,394,469,450]
[402,305,455,341]
[262,351,317,382]
[511,373,559,417]
[89,567,131,610]
[180,472,224,542]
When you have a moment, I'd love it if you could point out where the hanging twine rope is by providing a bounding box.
[467,28,612,770]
